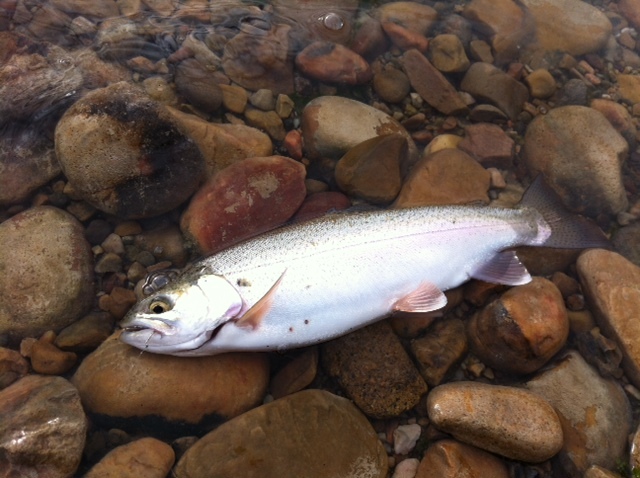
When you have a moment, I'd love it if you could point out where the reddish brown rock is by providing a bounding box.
[416,440,509,478]
[174,58,222,114]
[270,347,318,399]
[85,437,175,478]
[400,49,468,116]
[374,2,438,36]
[0,347,29,390]
[30,339,77,375]
[335,134,406,205]
[458,123,515,168]
[283,129,303,160]
[180,156,306,254]
[467,277,569,375]
[381,22,429,52]
[295,41,372,85]
[394,148,490,208]
[291,191,351,223]
[590,98,637,148]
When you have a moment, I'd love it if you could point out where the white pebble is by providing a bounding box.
[393,424,421,455]
[392,458,420,478]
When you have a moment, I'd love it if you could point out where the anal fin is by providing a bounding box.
[236,269,286,329]
[472,251,531,286]
[393,282,448,313]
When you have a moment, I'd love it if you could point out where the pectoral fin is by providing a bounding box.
[236,270,286,329]
[472,251,531,286]
[393,282,448,313]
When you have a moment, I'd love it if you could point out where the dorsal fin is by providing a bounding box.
[393,282,447,313]
[472,250,531,286]
[236,270,286,329]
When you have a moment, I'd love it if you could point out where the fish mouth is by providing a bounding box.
[120,316,177,336]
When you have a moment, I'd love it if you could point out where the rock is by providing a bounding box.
[423,134,463,155]
[457,123,515,168]
[525,68,557,98]
[0,206,94,341]
[222,24,294,94]
[462,0,533,63]
[295,41,371,85]
[428,34,470,73]
[180,155,306,255]
[55,82,205,219]
[71,333,269,430]
[85,437,175,478]
[381,21,429,52]
[173,389,388,478]
[520,0,612,56]
[617,74,640,104]
[399,49,469,116]
[590,98,637,149]
[577,250,640,388]
[290,191,352,223]
[373,65,411,103]
[0,375,87,477]
[461,62,529,120]
[393,458,420,478]
[416,440,509,478]
[174,58,222,114]
[0,124,61,205]
[555,78,588,106]
[469,39,495,64]
[373,2,438,37]
[394,148,490,208]
[427,381,563,462]
[335,134,406,205]
[270,347,318,399]
[620,0,640,29]
[321,321,428,419]
[249,89,276,111]
[0,347,29,390]
[612,222,640,267]
[584,465,624,478]
[30,339,77,375]
[219,84,248,114]
[410,318,467,387]
[467,277,569,375]
[526,350,631,474]
[394,423,422,454]
[244,107,286,141]
[523,105,628,217]
[133,225,187,268]
[54,312,115,353]
[167,107,273,178]
[301,95,418,171]
[99,287,136,320]
[50,0,118,19]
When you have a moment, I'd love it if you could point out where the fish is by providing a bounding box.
[119,176,609,356]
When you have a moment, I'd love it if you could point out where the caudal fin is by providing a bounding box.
[520,175,611,249]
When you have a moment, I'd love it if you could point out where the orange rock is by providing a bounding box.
[416,440,509,478]
[84,437,175,478]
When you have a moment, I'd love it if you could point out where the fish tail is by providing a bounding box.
[520,175,610,249]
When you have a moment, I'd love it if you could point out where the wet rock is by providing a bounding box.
[222,24,294,94]
[577,250,640,388]
[0,124,60,205]
[612,222,640,267]
[175,58,223,114]
[30,338,77,375]
[55,82,205,219]
[381,21,429,52]
[0,347,29,390]
[244,107,287,141]
[394,458,420,478]
[423,134,463,155]
[468,277,569,375]
[584,466,624,478]
[54,312,115,353]
[249,89,275,111]
[416,440,510,478]
[526,350,631,474]
[290,191,352,223]
[321,321,428,419]
[410,318,467,387]
[26,4,73,44]
[617,74,640,104]
[220,84,248,114]
[590,98,637,149]
[335,134,406,205]
[50,0,118,19]
[463,0,533,63]
[0,206,94,341]
[85,437,175,478]
[394,148,490,208]
[173,389,387,478]
[461,62,529,120]
[351,14,388,60]
[373,2,438,37]
[428,34,470,73]
[394,424,422,454]
[270,347,318,399]
[523,105,628,217]
[400,49,469,116]
[373,65,411,103]
[72,333,269,428]
[457,123,515,168]
[469,39,495,63]
[180,155,306,255]
[99,286,137,320]
[167,107,272,178]
[295,41,371,85]
[520,0,612,56]
[427,381,563,462]
[525,68,557,98]
[0,375,87,477]
[134,225,187,268]
[555,78,588,106]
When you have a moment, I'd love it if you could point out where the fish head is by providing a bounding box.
[119,273,243,354]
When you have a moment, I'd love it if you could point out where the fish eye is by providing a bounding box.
[149,299,172,314]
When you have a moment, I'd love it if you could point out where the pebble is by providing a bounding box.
[133,225,187,268]
[400,49,469,116]
[423,134,463,155]
[373,65,411,103]
[0,375,87,477]
[54,312,115,353]
[523,105,629,217]
[0,206,94,341]
[55,82,205,218]
[393,423,422,454]
[460,62,529,120]
[220,84,248,114]
[321,321,428,419]
[174,58,223,114]
[295,41,372,85]
[394,148,490,208]
[244,107,287,141]
[249,88,276,111]
[410,318,467,387]
[428,34,470,73]
[180,155,306,255]
[84,437,175,478]
[0,347,29,390]
[173,390,388,478]
[30,337,77,375]
[415,440,509,478]
[590,98,637,149]
[373,2,438,38]
[467,277,569,375]
[71,333,269,430]
[577,250,640,388]
[524,68,557,98]
[393,458,420,478]
[526,350,632,474]
[380,21,429,53]
[335,134,406,205]
[270,347,318,399]
[427,381,563,462]
[457,123,515,168]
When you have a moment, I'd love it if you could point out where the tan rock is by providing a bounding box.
[525,68,557,98]
[30,339,77,375]
[373,65,411,103]
[270,347,318,400]
[427,381,563,462]
[423,134,462,155]
[616,74,640,104]
[0,347,29,390]
[54,312,114,353]
[244,107,286,141]
[373,2,438,36]
[619,0,640,29]
[416,440,509,478]
[428,34,470,73]
[584,465,624,478]
[173,390,388,478]
[219,84,248,114]
[590,98,637,148]
[85,437,175,478]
